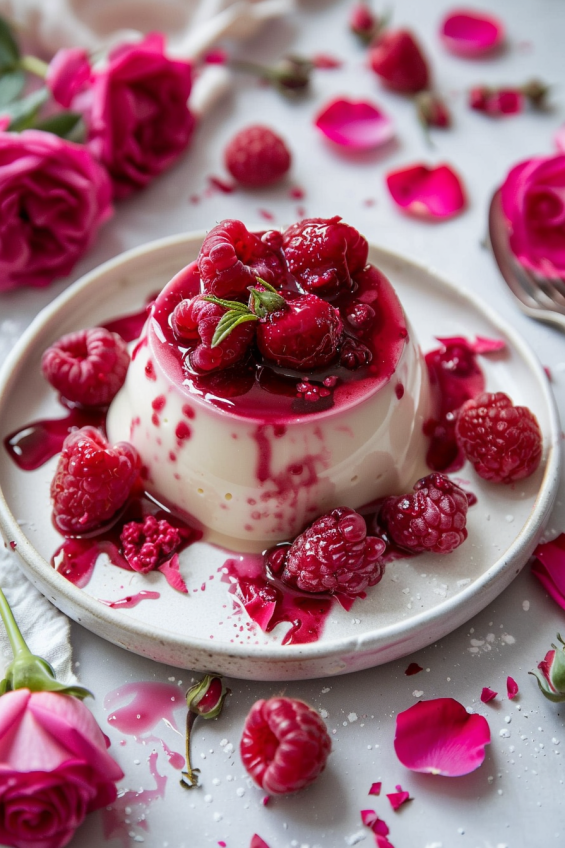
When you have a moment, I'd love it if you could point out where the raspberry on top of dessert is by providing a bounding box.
[107,216,431,547]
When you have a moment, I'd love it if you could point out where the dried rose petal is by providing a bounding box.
[386,163,466,220]
[394,698,491,776]
[387,784,411,810]
[314,98,395,150]
[440,9,505,57]
[480,687,497,703]
[532,535,565,611]
[405,662,423,676]
[369,781,382,795]
[507,676,519,699]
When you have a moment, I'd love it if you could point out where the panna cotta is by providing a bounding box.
[107,220,431,547]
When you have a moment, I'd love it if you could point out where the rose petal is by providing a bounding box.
[555,125,565,152]
[394,697,491,776]
[157,553,188,593]
[405,662,423,676]
[369,781,382,795]
[361,809,380,829]
[387,784,411,810]
[480,687,498,703]
[251,836,270,848]
[440,9,505,57]
[314,98,394,150]
[312,53,343,69]
[507,676,519,699]
[386,163,466,220]
[472,335,506,354]
[532,535,565,611]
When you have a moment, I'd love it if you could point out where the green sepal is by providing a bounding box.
[0,16,20,72]
[0,678,9,696]
[248,285,286,319]
[186,674,228,720]
[0,69,24,108]
[34,111,83,140]
[2,86,49,131]
[202,295,250,313]
[3,653,93,699]
[211,311,257,347]
[529,670,565,703]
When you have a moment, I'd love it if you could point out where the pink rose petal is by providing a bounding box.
[480,687,498,703]
[405,662,423,676]
[386,163,466,220]
[507,677,519,699]
[440,9,505,57]
[387,784,411,810]
[369,781,382,796]
[472,335,506,354]
[312,53,343,69]
[314,98,394,150]
[157,553,188,594]
[361,809,379,829]
[394,697,491,776]
[251,836,270,848]
[532,535,565,611]
[555,125,565,152]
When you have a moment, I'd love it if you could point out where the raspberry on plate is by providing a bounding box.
[172,295,255,373]
[455,392,542,483]
[198,219,286,300]
[257,291,343,371]
[282,216,368,298]
[41,327,130,407]
[225,125,291,187]
[271,506,385,594]
[381,472,468,554]
[120,514,189,573]
[240,697,331,794]
[51,427,139,535]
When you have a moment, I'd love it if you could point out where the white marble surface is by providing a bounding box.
[1,0,565,846]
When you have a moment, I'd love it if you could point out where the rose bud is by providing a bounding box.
[530,634,565,702]
[521,78,551,109]
[181,675,229,789]
[369,29,430,94]
[469,85,523,116]
[415,91,451,129]
[349,3,379,43]
[231,55,313,97]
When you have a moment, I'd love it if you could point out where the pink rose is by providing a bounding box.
[0,130,112,292]
[46,48,92,108]
[81,33,195,198]
[500,153,565,279]
[0,688,123,848]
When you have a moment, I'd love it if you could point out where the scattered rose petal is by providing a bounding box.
[472,335,506,354]
[204,48,228,64]
[386,164,466,220]
[507,677,519,699]
[314,98,394,150]
[440,9,505,57]
[405,662,423,676]
[251,836,270,848]
[394,697,491,776]
[208,175,235,193]
[262,795,270,806]
[312,53,343,69]
[555,125,565,152]
[157,553,188,593]
[544,365,552,380]
[369,781,382,796]
[387,784,411,810]
[532,535,565,611]
[361,809,379,829]
[480,687,497,703]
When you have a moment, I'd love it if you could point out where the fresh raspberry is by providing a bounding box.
[257,292,343,371]
[339,336,372,370]
[172,295,255,373]
[380,473,468,554]
[270,507,386,594]
[120,514,189,573]
[198,219,286,300]
[225,125,291,187]
[41,327,130,407]
[282,216,368,298]
[455,392,542,483]
[51,427,139,535]
[369,30,430,94]
[240,697,331,794]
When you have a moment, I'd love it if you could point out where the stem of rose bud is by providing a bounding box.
[0,587,32,661]
[180,711,201,789]
[19,55,49,79]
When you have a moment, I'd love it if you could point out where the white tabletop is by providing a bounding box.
[1,0,565,846]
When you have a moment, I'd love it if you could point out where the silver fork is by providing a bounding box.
[488,190,565,331]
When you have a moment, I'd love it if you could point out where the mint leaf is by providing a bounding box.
[211,312,257,347]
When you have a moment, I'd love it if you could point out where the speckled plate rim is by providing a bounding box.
[0,232,560,678]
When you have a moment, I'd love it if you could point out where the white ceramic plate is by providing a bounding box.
[0,234,560,680]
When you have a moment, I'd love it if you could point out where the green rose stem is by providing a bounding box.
[0,586,91,699]
[180,674,229,790]
[19,55,49,78]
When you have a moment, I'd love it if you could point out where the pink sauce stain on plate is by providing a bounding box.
[105,681,184,737]
[102,750,167,847]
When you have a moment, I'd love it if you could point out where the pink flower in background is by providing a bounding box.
[386,163,466,219]
[81,33,195,198]
[440,9,505,57]
[500,154,565,279]
[46,48,91,108]
[0,130,112,292]
[314,97,394,149]
[394,698,491,776]
[0,688,123,848]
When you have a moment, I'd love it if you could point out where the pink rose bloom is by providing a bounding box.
[0,688,123,848]
[501,153,565,279]
[0,130,112,292]
[46,48,91,108]
[82,33,195,198]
